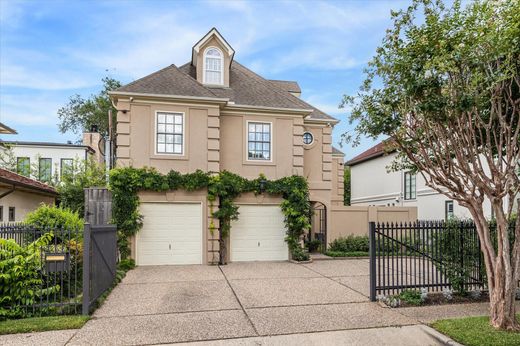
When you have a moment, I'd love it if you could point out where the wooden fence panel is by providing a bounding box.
[84,187,112,225]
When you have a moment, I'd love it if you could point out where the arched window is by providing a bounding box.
[204,47,223,85]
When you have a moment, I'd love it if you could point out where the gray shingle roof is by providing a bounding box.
[117,64,217,98]
[116,61,337,122]
[268,80,301,93]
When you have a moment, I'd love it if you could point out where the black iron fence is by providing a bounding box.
[0,224,83,317]
[368,220,511,301]
[0,222,117,318]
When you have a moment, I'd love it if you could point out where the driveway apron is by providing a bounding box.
[66,260,418,345]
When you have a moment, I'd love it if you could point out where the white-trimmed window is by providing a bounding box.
[404,171,416,200]
[156,112,183,155]
[247,122,271,160]
[204,47,223,85]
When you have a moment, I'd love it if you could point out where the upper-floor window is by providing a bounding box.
[404,171,416,200]
[39,158,52,183]
[204,47,223,85]
[445,200,454,220]
[247,122,271,161]
[61,158,74,179]
[156,112,183,155]
[16,157,30,177]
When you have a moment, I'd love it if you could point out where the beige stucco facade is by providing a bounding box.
[111,28,418,263]
[0,187,56,222]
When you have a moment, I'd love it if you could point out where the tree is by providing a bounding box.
[57,77,121,138]
[0,144,17,172]
[57,158,106,216]
[344,166,351,206]
[344,0,520,330]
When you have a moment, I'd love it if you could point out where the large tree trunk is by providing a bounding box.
[489,258,519,330]
[471,204,520,330]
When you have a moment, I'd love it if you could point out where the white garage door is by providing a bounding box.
[137,203,202,265]
[230,205,288,262]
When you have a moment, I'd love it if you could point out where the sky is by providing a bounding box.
[0,0,410,160]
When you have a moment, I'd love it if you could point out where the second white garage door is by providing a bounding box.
[230,205,288,262]
[137,202,203,265]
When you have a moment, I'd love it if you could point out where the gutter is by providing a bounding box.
[108,91,229,104]
[224,103,313,115]
[304,118,340,125]
[0,185,15,199]
[0,178,58,197]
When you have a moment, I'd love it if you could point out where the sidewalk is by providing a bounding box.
[0,324,460,346]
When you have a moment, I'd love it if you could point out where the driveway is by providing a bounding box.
[62,259,437,345]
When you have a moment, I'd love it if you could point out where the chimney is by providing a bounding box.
[82,125,105,165]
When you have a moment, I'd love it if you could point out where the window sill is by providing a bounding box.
[243,159,276,166]
[150,153,189,161]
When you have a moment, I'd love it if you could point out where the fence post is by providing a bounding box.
[369,221,377,302]
[82,223,91,315]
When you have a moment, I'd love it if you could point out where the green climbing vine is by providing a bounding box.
[109,167,311,263]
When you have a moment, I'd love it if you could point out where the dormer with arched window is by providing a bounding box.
[203,47,223,85]
[192,28,234,87]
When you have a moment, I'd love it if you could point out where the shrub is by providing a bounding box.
[325,251,369,257]
[0,234,60,319]
[58,158,106,216]
[305,239,322,253]
[25,204,83,233]
[291,247,310,262]
[399,289,422,306]
[329,235,369,253]
[118,258,135,271]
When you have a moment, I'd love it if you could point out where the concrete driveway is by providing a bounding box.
[63,259,440,345]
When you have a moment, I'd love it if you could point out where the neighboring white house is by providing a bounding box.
[0,141,95,183]
[346,141,493,220]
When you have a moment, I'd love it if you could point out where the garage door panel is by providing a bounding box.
[137,203,203,265]
[230,205,288,262]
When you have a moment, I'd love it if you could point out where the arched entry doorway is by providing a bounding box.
[309,201,327,253]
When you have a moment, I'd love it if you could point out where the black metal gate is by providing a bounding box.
[369,221,486,301]
[311,202,327,252]
[82,223,117,314]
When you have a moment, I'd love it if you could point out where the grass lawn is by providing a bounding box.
[432,315,520,346]
[0,315,89,335]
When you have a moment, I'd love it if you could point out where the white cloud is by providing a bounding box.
[0,59,94,90]
[0,93,63,126]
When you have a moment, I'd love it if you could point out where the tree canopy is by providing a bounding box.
[344,0,520,330]
[57,77,121,138]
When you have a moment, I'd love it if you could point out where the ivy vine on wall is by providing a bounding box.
[109,167,312,263]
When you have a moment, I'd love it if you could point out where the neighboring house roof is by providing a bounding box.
[0,168,57,196]
[332,146,345,157]
[346,140,396,166]
[0,123,17,134]
[114,60,338,122]
[268,80,301,94]
[0,140,95,153]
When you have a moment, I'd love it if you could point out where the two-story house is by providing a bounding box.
[109,28,351,265]
[347,141,493,220]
